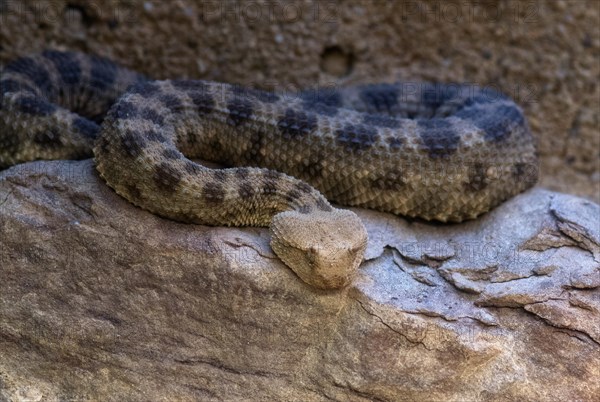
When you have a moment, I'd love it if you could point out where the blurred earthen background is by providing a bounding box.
[0,0,598,202]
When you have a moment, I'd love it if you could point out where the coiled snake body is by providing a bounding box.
[0,51,538,289]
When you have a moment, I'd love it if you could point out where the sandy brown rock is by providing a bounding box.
[0,160,598,401]
[0,0,598,202]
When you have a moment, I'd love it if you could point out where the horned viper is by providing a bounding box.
[0,50,538,289]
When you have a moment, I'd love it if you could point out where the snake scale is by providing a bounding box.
[0,50,538,289]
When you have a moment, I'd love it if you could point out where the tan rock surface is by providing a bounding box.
[1,160,598,401]
[0,0,598,202]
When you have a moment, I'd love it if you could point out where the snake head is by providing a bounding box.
[270,209,368,290]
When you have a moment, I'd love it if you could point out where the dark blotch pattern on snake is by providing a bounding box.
[0,51,538,289]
